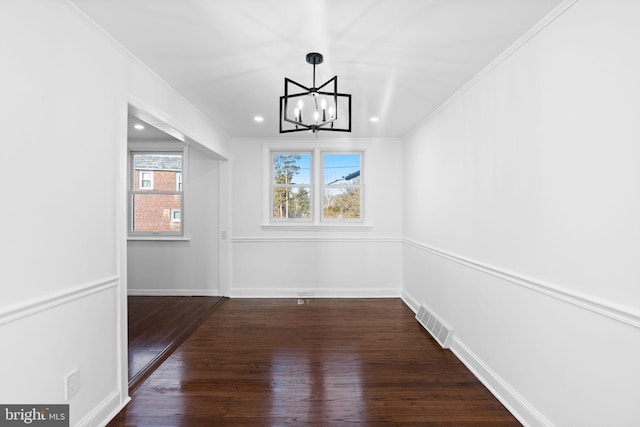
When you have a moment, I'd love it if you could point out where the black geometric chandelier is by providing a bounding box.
[279,52,352,134]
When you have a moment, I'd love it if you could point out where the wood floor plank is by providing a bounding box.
[110,298,521,426]
[126,295,224,392]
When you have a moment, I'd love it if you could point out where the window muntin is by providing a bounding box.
[268,149,364,224]
[322,153,362,221]
[130,152,184,236]
[271,153,312,220]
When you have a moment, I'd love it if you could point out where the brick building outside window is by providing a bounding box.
[130,153,183,235]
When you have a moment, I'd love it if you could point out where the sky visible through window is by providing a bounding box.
[284,154,360,184]
[324,154,360,185]
[290,154,311,183]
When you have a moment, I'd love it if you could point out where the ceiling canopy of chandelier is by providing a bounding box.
[279,52,352,134]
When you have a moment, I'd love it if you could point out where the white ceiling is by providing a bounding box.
[127,113,180,141]
[71,0,566,138]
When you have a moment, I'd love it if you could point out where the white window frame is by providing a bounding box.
[263,143,367,229]
[176,172,183,191]
[170,209,181,222]
[128,142,188,239]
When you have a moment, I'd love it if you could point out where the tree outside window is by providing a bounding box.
[269,150,363,224]
[322,153,362,220]
[272,153,312,220]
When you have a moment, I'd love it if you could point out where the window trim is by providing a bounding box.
[263,142,368,228]
[128,143,187,238]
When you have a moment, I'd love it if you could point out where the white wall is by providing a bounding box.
[6,0,639,426]
[0,1,228,426]
[128,144,221,296]
[402,0,640,425]
[230,137,403,297]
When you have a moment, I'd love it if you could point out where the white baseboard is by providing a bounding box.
[230,287,400,299]
[77,390,128,427]
[402,287,551,426]
[127,288,219,297]
[449,337,552,427]
[400,289,420,313]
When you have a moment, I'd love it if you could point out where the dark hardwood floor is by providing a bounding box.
[111,298,520,426]
[127,295,224,392]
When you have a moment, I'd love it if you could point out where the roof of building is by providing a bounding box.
[134,154,182,171]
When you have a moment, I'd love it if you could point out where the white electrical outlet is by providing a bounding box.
[65,369,79,400]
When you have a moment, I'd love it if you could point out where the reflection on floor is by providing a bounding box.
[112,298,521,426]
[127,295,224,391]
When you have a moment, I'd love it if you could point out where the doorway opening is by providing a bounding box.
[125,108,225,391]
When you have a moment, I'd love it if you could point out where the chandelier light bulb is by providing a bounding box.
[298,100,304,122]
[313,110,320,124]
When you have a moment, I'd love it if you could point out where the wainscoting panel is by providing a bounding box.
[402,241,640,427]
[231,237,402,298]
[0,275,123,427]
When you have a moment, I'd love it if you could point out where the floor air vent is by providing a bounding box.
[416,304,453,349]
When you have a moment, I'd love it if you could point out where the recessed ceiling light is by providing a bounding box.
[254,116,264,123]
[134,123,145,130]
[369,117,379,123]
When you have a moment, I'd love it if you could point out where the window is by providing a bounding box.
[129,151,184,236]
[271,153,312,220]
[268,148,364,225]
[322,153,362,220]
[139,171,153,189]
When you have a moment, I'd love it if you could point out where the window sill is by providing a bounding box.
[128,236,191,241]
[261,223,372,232]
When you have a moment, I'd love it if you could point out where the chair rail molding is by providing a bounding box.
[0,274,120,326]
[404,238,640,330]
[231,236,402,244]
